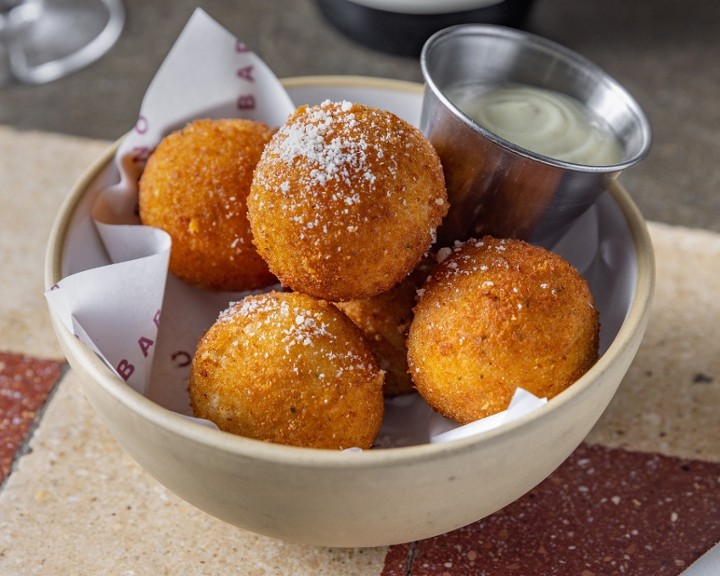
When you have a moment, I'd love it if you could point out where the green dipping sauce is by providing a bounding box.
[447,84,623,166]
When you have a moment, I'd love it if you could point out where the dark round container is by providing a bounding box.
[315,0,536,57]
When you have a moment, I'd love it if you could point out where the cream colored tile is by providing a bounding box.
[0,127,110,359]
[587,222,720,461]
[0,372,387,575]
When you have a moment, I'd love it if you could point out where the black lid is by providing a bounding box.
[316,0,536,57]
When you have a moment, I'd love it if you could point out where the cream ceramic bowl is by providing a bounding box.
[45,76,654,548]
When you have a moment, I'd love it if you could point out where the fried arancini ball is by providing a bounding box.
[336,282,415,397]
[139,118,276,292]
[189,291,384,449]
[247,100,448,302]
[407,237,599,424]
[336,256,435,396]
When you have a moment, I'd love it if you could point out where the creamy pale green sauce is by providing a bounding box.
[447,84,622,165]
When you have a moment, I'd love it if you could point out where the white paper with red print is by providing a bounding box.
[45,8,548,447]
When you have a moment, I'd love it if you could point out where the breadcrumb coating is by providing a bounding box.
[190,291,384,449]
[408,237,599,423]
[139,118,276,291]
[248,100,448,301]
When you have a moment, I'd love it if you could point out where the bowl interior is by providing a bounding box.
[49,75,649,441]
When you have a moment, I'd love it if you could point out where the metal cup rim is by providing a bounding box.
[420,23,653,174]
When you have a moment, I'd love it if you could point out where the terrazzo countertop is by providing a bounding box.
[1,1,719,574]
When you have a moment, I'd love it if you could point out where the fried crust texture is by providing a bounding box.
[190,291,385,449]
[248,101,447,302]
[407,237,599,423]
[139,118,276,291]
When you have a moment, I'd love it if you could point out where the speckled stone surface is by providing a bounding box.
[0,127,108,359]
[0,373,388,575]
[383,444,720,576]
[0,352,63,483]
[586,222,720,462]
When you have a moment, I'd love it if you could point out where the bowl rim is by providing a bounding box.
[44,74,655,469]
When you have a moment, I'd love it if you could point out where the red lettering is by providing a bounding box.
[139,336,154,358]
[171,350,192,368]
[236,94,256,110]
[153,309,161,328]
[236,65,254,82]
[49,283,60,290]
[117,359,134,381]
[131,146,152,164]
[235,41,250,53]
[135,114,149,134]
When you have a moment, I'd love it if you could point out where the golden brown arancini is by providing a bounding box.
[407,237,599,424]
[189,291,384,449]
[139,118,276,292]
[336,255,435,396]
[247,100,448,302]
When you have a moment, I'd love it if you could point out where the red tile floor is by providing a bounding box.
[0,352,63,485]
[383,444,720,575]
